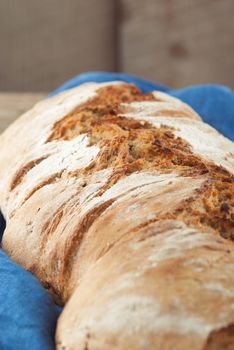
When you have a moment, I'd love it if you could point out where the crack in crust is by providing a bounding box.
[202,323,234,350]
[45,84,234,242]
[10,156,48,191]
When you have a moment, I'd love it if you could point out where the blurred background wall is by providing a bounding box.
[0,0,233,91]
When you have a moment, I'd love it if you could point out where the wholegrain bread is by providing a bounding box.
[0,82,233,349]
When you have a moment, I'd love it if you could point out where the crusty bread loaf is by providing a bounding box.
[0,82,233,350]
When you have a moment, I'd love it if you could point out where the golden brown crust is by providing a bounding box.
[0,82,233,349]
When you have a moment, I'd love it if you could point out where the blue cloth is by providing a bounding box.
[0,72,233,350]
[0,251,60,350]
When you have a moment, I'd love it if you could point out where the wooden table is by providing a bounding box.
[0,93,47,134]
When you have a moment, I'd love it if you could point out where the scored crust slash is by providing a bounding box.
[0,82,233,350]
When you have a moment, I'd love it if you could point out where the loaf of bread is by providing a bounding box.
[0,82,233,350]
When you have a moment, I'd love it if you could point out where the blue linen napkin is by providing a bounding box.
[0,72,233,350]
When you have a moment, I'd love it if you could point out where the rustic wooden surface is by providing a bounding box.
[120,0,234,88]
[0,93,46,133]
